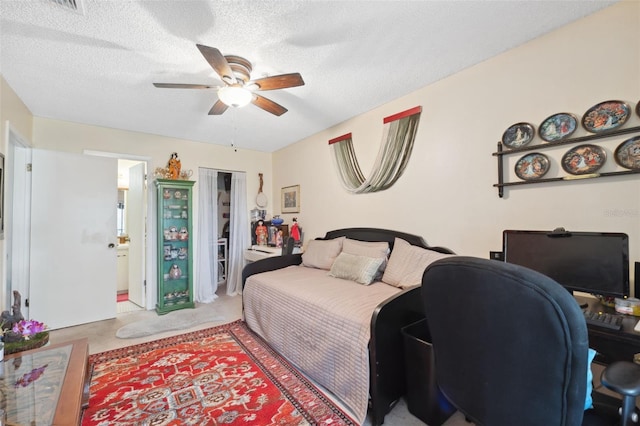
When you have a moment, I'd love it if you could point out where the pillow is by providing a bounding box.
[328,252,385,285]
[585,348,596,410]
[342,238,390,260]
[382,238,453,288]
[301,237,345,270]
[342,238,390,277]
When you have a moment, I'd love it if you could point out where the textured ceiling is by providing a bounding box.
[0,0,617,153]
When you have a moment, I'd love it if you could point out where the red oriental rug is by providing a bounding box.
[81,320,356,426]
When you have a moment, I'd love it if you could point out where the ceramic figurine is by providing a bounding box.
[178,247,187,259]
[291,217,301,242]
[169,264,182,279]
[169,226,178,240]
[167,152,181,180]
[256,220,268,246]
[178,227,188,240]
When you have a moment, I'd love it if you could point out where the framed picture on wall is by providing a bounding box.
[281,185,300,213]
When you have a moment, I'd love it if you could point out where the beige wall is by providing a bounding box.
[31,118,272,305]
[273,2,640,284]
[32,118,272,204]
[1,76,33,144]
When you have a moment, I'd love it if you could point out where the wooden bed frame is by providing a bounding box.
[242,227,453,426]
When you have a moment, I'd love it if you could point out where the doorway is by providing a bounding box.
[116,159,146,314]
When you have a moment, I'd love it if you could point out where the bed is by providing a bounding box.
[241,228,454,425]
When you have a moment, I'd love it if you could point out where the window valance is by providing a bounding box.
[329,106,422,193]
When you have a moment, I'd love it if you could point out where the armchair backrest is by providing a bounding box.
[421,256,589,426]
[281,236,295,255]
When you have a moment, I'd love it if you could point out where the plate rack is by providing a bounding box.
[494,125,640,198]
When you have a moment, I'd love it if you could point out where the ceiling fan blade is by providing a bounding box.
[252,94,288,116]
[196,44,236,84]
[209,99,229,115]
[248,73,305,91]
[153,83,221,89]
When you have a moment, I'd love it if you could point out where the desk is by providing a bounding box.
[579,295,640,363]
[244,245,303,263]
[244,246,282,263]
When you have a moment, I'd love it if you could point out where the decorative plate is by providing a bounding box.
[502,122,535,149]
[582,100,630,133]
[539,113,578,142]
[614,136,640,170]
[514,153,550,180]
[561,144,606,175]
[174,190,182,199]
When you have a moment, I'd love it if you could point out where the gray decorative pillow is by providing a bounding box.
[328,252,385,285]
[301,237,345,270]
[382,238,453,288]
[342,238,390,277]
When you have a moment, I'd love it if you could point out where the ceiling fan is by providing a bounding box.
[153,44,304,116]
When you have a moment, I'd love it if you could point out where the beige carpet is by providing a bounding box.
[116,304,223,338]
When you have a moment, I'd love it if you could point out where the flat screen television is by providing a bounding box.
[502,229,630,299]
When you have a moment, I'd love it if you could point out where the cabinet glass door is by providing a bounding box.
[156,179,195,314]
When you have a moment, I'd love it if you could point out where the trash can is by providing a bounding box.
[402,318,455,426]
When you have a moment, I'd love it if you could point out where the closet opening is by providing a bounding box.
[197,168,248,300]
[217,172,231,288]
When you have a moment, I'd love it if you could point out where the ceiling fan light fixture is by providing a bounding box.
[218,86,252,108]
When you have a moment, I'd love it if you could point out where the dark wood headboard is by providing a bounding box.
[321,227,453,254]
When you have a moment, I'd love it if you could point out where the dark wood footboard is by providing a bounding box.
[369,286,425,426]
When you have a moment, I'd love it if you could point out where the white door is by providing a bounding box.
[30,150,117,330]
[7,132,32,318]
[127,162,146,307]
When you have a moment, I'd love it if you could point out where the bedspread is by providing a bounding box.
[243,265,400,424]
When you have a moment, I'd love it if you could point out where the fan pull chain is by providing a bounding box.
[231,110,238,152]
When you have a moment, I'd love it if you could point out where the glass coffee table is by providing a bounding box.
[0,338,89,425]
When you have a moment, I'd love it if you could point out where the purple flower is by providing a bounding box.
[12,320,46,337]
[15,365,48,388]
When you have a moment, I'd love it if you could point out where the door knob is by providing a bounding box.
[108,243,115,248]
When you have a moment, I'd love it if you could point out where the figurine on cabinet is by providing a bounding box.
[291,217,301,242]
[178,227,189,240]
[167,152,181,180]
[178,247,187,259]
[169,226,178,240]
[169,264,182,279]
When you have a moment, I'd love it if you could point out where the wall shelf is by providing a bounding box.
[493,125,640,197]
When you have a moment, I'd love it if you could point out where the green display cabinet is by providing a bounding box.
[155,179,195,314]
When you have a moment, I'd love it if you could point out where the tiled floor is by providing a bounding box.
[48,291,470,426]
